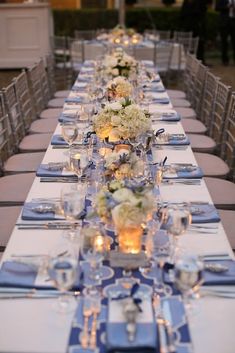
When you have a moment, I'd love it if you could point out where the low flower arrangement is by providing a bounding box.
[95,180,154,228]
[93,98,151,141]
[103,47,138,78]
[104,149,144,179]
[106,76,133,100]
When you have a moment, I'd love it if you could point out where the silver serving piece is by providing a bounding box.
[123,298,139,342]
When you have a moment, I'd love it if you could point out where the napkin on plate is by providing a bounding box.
[163,166,204,179]
[154,135,190,146]
[151,97,170,105]
[65,96,84,104]
[0,261,82,290]
[36,164,75,178]
[106,297,157,353]
[203,260,235,285]
[21,202,64,221]
[51,134,68,146]
[190,204,220,223]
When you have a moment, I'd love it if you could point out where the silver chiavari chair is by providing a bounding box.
[45,54,70,99]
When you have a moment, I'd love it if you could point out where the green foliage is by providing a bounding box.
[53,7,219,43]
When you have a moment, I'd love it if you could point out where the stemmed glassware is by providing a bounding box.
[70,146,89,182]
[48,245,78,313]
[60,185,85,240]
[80,223,109,295]
[61,122,78,152]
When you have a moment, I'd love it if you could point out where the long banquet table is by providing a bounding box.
[0,61,235,353]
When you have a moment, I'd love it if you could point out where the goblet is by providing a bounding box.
[70,146,89,182]
[48,248,78,313]
[165,204,192,261]
[60,185,85,240]
[175,255,204,314]
[61,122,78,150]
[80,224,108,295]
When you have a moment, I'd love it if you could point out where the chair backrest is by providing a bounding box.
[45,54,56,98]
[190,37,199,55]
[0,93,12,175]
[221,93,235,181]
[14,70,36,131]
[200,71,220,128]
[173,31,193,41]
[154,41,173,74]
[69,39,85,66]
[74,30,96,40]
[191,62,208,116]
[2,82,25,150]
[156,30,171,41]
[209,80,231,146]
[37,58,51,107]
[184,54,201,104]
[27,62,45,116]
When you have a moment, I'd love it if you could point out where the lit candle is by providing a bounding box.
[118,226,143,254]
[94,235,105,252]
[99,147,112,157]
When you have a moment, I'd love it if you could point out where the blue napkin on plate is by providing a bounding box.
[161,112,181,122]
[58,115,76,123]
[51,134,68,146]
[152,97,170,104]
[21,202,63,221]
[190,204,220,223]
[163,166,204,179]
[65,96,84,104]
[106,297,157,353]
[154,135,190,146]
[0,261,82,290]
[36,164,75,178]
[203,260,235,285]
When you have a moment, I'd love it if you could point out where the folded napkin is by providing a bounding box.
[144,86,166,93]
[190,204,220,223]
[21,202,64,221]
[58,115,76,123]
[152,97,170,105]
[0,261,81,290]
[203,260,235,286]
[71,82,87,92]
[106,296,157,353]
[36,164,75,178]
[51,134,68,146]
[163,165,203,179]
[78,76,92,82]
[154,135,190,146]
[65,96,84,104]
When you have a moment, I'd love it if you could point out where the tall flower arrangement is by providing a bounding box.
[106,76,133,100]
[103,48,138,78]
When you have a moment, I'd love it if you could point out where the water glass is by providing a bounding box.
[61,122,78,146]
[70,146,89,180]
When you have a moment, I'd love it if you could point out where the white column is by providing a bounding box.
[119,0,125,27]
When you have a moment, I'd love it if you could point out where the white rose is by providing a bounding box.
[111,115,121,125]
[112,188,133,203]
[108,101,122,111]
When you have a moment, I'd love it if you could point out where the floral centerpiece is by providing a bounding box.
[108,25,142,45]
[93,98,151,141]
[106,76,133,100]
[103,47,138,78]
[104,148,144,179]
[95,180,154,253]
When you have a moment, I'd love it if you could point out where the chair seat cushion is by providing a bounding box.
[29,119,58,134]
[205,177,235,210]
[54,90,70,98]
[4,152,44,174]
[188,134,216,153]
[181,119,207,134]
[175,107,196,119]
[218,210,235,249]
[171,98,191,108]
[194,153,229,178]
[19,133,51,152]
[167,89,186,99]
[0,173,35,205]
[47,98,65,109]
[39,108,63,119]
[0,206,22,247]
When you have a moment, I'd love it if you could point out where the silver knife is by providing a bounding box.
[162,300,176,353]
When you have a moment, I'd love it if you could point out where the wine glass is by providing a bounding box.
[76,120,89,144]
[175,255,204,314]
[70,146,89,182]
[48,247,78,313]
[60,185,85,240]
[61,122,78,151]
[165,204,192,262]
[80,224,108,295]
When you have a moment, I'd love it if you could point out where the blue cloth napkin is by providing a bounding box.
[163,166,204,179]
[152,97,170,104]
[0,261,82,290]
[106,297,157,353]
[65,96,84,103]
[190,204,220,223]
[203,260,235,285]
[51,134,68,146]
[154,135,190,146]
[160,112,181,122]
[36,164,75,178]
[58,115,76,123]
[21,202,63,221]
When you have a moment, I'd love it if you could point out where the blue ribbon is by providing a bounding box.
[112,282,142,312]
